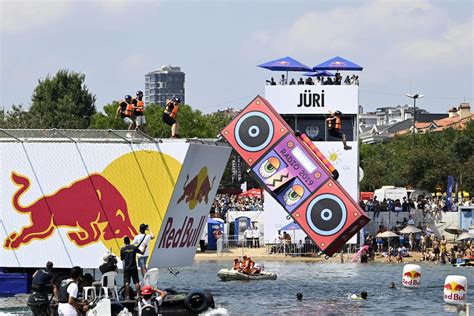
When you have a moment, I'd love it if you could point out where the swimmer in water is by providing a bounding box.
[388,282,396,289]
[350,291,368,300]
[296,293,303,301]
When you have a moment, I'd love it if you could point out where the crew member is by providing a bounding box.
[326,110,351,150]
[132,90,147,133]
[58,266,89,316]
[32,261,54,295]
[350,291,368,300]
[232,258,241,270]
[115,95,135,135]
[121,236,146,299]
[133,223,155,278]
[137,285,167,316]
[162,97,180,138]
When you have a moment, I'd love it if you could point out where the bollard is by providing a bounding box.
[402,264,421,288]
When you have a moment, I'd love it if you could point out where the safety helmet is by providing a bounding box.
[174,97,181,103]
[334,110,342,116]
[141,285,153,295]
[136,90,143,96]
[125,95,132,101]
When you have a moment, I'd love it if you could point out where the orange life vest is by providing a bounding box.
[124,103,133,117]
[170,104,179,118]
[136,100,145,113]
[328,116,341,130]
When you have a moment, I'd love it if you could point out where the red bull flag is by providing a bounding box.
[0,135,230,268]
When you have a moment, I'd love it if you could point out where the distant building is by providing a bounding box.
[145,66,185,106]
[214,107,241,119]
[375,104,428,126]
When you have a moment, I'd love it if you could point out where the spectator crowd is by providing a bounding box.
[266,73,359,86]
[210,193,264,222]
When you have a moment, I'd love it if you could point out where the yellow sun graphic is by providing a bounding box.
[327,149,342,165]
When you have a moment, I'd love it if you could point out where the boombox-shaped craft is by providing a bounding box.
[220,96,369,256]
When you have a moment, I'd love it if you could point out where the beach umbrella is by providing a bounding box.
[457,232,474,241]
[444,224,464,236]
[303,70,335,77]
[377,230,399,249]
[258,56,312,84]
[399,225,421,234]
[313,56,363,71]
[238,188,262,199]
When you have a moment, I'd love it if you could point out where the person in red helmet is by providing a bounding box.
[137,285,167,316]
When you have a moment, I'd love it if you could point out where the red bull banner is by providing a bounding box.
[150,144,231,268]
[0,140,230,268]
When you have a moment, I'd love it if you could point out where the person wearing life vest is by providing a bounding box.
[232,258,241,271]
[57,266,89,316]
[326,110,352,150]
[132,90,147,133]
[137,285,167,316]
[242,255,254,275]
[162,97,180,138]
[31,261,54,295]
[115,95,136,134]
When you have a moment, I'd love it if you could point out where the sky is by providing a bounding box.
[1,0,473,114]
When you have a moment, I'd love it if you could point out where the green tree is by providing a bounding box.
[29,69,96,128]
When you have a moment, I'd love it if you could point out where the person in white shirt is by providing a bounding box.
[407,215,415,226]
[58,266,88,316]
[244,227,253,248]
[252,225,261,248]
[133,223,155,278]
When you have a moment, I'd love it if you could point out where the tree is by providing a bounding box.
[29,70,96,128]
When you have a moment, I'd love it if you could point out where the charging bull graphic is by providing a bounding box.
[177,167,215,210]
[4,172,137,250]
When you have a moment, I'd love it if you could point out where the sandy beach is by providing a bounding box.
[194,247,426,264]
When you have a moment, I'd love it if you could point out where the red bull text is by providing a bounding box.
[402,271,421,286]
[444,283,466,301]
[4,172,137,249]
[158,215,206,249]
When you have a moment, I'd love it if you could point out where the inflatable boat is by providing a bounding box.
[217,269,277,281]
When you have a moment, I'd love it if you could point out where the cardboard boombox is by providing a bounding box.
[220,96,369,256]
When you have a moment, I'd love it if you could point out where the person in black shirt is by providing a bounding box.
[32,261,54,294]
[305,77,314,85]
[162,97,181,138]
[289,78,296,85]
[297,78,304,85]
[120,236,145,299]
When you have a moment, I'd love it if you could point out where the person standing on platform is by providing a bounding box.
[252,225,260,248]
[132,90,147,133]
[133,223,154,278]
[244,226,253,248]
[121,236,145,299]
[115,95,135,136]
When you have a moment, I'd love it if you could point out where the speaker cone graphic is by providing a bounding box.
[234,111,274,152]
[306,194,346,236]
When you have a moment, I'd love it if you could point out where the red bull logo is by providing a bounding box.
[158,215,206,248]
[444,282,466,301]
[4,172,137,250]
[177,167,215,210]
[402,270,421,286]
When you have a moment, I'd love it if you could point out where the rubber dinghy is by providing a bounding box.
[217,269,277,281]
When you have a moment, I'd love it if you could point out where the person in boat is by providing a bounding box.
[137,285,167,316]
[32,261,55,296]
[58,266,89,316]
[232,258,241,271]
[241,255,251,274]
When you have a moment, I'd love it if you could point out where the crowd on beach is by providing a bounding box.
[266,73,359,86]
[210,193,264,221]
[269,232,320,256]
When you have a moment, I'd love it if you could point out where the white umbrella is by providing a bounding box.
[457,232,474,241]
[444,224,464,236]
[399,225,421,234]
[377,231,399,238]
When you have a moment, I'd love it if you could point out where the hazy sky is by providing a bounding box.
[1,0,472,114]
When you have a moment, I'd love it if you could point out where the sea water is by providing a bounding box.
[1,261,472,315]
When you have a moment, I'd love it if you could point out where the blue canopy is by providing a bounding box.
[281,221,301,231]
[258,56,312,72]
[313,56,363,71]
[303,70,335,77]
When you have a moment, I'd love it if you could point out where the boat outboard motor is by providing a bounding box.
[27,291,50,316]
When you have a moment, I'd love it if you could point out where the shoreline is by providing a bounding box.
[193,248,429,264]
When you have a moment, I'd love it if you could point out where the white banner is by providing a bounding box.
[264,85,358,114]
[150,143,231,268]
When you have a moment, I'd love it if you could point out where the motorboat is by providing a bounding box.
[217,268,277,281]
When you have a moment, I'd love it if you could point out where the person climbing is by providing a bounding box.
[132,90,147,133]
[326,110,352,150]
[115,95,135,137]
[162,97,181,138]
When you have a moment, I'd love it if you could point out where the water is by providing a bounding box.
[1,261,472,315]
